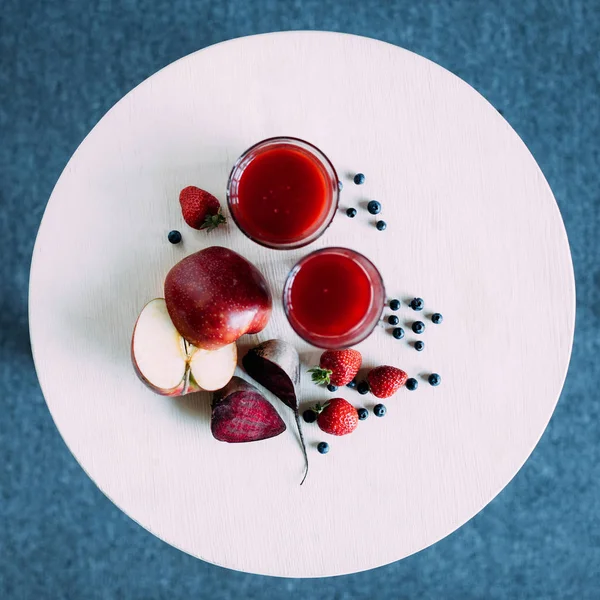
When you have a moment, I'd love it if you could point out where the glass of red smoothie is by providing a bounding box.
[226,137,339,249]
[283,247,385,348]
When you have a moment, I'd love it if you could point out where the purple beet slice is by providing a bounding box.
[242,340,308,484]
[211,377,286,443]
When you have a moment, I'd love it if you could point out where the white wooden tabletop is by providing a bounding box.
[29,32,575,577]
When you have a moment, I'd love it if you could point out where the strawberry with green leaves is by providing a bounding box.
[312,398,358,436]
[179,186,226,231]
[308,349,362,387]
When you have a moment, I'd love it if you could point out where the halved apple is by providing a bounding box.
[132,298,237,396]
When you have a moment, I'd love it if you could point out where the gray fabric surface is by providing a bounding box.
[1,1,599,598]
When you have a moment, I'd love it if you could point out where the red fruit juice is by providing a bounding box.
[228,138,338,249]
[284,248,385,348]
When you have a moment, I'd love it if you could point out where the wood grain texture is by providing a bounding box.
[28,32,575,577]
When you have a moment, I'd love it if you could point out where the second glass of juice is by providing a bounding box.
[283,248,386,348]
[227,137,339,250]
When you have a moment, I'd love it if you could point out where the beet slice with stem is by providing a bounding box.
[211,377,286,443]
[242,339,308,484]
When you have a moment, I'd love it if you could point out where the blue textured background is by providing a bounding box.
[2,1,599,598]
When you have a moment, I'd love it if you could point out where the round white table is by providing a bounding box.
[29,32,575,577]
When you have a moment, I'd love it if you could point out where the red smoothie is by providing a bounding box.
[289,252,372,337]
[227,138,338,249]
[284,248,385,348]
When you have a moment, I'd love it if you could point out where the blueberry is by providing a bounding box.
[392,327,405,340]
[412,321,425,334]
[303,409,317,423]
[414,341,425,351]
[406,378,418,391]
[357,381,370,395]
[410,297,424,311]
[346,207,357,218]
[410,298,424,310]
[338,180,343,191]
[373,404,386,417]
[354,173,365,185]
[389,299,401,311]
[367,200,381,215]
[317,442,330,454]
[428,373,441,386]
[432,313,443,324]
[376,220,387,231]
[388,315,399,325]
[347,379,357,389]
[327,384,338,392]
[357,408,369,421]
[168,230,182,244]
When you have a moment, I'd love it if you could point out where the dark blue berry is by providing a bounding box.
[410,297,424,311]
[376,220,387,231]
[406,378,418,391]
[432,313,443,324]
[428,373,441,386]
[347,379,357,389]
[412,321,425,334]
[373,404,386,417]
[389,299,401,311]
[346,207,357,218]
[338,180,343,191]
[303,409,317,423]
[367,200,381,215]
[327,384,338,392]
[353,173,365,185]
[357,381,370,395]
[388,315,399,325]
[357,408,369,421]
[414,341,425,351]
[317,442,330,454]
[168,230,182,244]
[392,327,405,340]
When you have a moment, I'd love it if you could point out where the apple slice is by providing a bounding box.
[189,344,238,392]
[132,298,237,396]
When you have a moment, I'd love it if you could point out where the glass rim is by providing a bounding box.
[282,246,386,349]
[226,136,340,250]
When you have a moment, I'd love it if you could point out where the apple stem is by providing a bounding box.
[182,365,191,394]
[295,411,309,486]
[182,337,192,358]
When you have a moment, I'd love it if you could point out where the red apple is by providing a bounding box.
[164,246,272,350]
[131,298,237,395]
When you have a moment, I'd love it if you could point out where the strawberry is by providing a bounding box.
[308,349,362,387]
[314,398,358,436]
[179,185,226,231]
[367,366,408,398]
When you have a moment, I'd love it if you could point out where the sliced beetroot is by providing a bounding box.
[243,340,299,408]
[211,377,286,443]
[243,340,308,484]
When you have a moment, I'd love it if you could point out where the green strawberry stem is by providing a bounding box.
[310,401,329,415]
[307,367,333,385]
[200,210,226,232]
